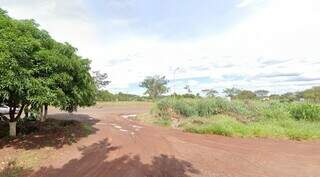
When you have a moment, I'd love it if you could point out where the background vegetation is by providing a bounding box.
[147,97,320,140]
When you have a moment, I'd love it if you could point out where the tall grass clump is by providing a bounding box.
[155,98,232,118]
[289,103,320,121]
[196,98,230,117]
[155,97,261,120]
[155,98,197,117]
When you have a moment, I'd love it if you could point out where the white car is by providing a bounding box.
[0,105,20,115]
[0,105,10,114]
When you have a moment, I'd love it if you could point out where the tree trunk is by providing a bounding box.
[44,105,48,121]
[7,103,25,137]
[9,121,17,137]
[24,105,29,118]
[39,106,44,122]
[9,107,17,137]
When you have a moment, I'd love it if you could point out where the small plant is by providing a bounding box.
[153,118,172,127]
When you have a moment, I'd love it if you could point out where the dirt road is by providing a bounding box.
[29,104,320,177]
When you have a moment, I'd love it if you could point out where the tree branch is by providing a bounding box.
[0,113,9,122]
[14,104,26,121]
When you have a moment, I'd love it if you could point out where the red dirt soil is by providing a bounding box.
[4,104,320,177]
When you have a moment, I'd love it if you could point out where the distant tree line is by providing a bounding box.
[136,75,320,103]
[96,90,150,102]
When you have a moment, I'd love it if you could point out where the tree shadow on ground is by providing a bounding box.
[0,113,99,150]
[27,138,200,177]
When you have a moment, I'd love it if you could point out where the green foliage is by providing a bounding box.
[96,90,115,101]
[223,87,241,98]
[0,9,97,117]
[201,89,218,97]
[254,90,269,98]
[303,86,320,102]
[235,90,257,100]
[96,90,150,102]
[172,99,197,117]
[155,98,258,119]
[153,118,172,127]
[180,115,320,140]
[289,103,320,121]
[153,98,320,140]
[93,71,110,89]
[196,98,229,117]
[140,75,169,100]
[181,115,248,137]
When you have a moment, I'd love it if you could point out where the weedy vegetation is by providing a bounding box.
[142,98,320,140]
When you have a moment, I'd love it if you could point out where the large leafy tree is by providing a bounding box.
[303,86,320,102]
[235,90,257,100]
[254,90,269,98]
[0,9,97,136]
[0,10,50,136]
[202,89,218,98]
[93,71,111,90]
[139,75,169,100]
[223,87,241,99]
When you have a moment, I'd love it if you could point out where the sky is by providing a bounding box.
[1,0,320,96]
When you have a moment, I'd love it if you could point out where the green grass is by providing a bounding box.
[82,123,94,136]
[179,115,320,140]
[150,98,320,140]
[136,113,172,127]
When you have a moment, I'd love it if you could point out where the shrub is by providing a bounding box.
[289,103,320,121]
[196,98,229,117]
[261,101,291,121]
[155,98,232,118]
[172,99,197,117]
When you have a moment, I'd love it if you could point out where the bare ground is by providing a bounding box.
[1,103,320,177]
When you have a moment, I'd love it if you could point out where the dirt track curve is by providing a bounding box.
[30,104,320,177]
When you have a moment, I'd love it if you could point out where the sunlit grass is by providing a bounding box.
[179,115,320,140]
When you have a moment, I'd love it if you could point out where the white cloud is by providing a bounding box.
[1,0,320,95]
[236,0,255,8]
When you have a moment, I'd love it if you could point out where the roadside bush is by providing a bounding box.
[196,98,229,117]
[151,98,320,140]
[172,100,197,117]
[260,101,291,121]
[155,98,232,118]
[289,103,320,121]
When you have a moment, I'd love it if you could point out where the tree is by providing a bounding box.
[254,90,269,98]
[280,92,298,102]
[139,75,169,100]
[93,71,111,90]
[303,86,320,102]
[223,87,241,99]
[184,85,192,94]
[235,90,257,100]
[202,89,218,98]
[0,9,97,136]
[0,11,52,136]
